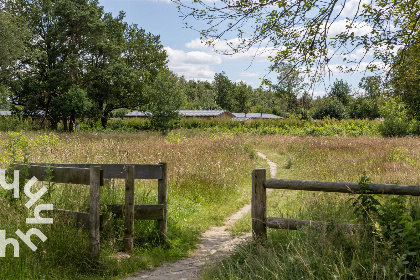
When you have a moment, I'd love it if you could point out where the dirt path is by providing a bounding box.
[124,152,277,280]
[256,152,277,179]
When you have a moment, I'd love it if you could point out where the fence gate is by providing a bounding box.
[16,162,167,259]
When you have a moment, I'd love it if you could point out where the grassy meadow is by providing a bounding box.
[0,130,419,279]
[0,131,256,279]
[206,135,420,279]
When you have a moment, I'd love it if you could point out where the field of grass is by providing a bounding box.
[0,130,419,279]
[0,131,256,279]
[205,135,420,279]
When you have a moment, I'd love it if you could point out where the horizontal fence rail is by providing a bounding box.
[26,163,163,179]
[265,178,420,196]
[266,217,357,231]
[252,169,420,241]
[51,209,104,230]
[15,164,104,185]
[14,162,167,258]
[50,204,164,230]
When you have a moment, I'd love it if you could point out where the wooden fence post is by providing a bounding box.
[252,169,267,241]
[89,166,101,259]
[157,162,167,244]
[124,165,135,252]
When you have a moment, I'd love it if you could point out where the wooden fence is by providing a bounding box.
[16,162,167,259]
[251,169,420,241]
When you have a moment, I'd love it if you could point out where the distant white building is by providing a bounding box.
[232,113,283,122]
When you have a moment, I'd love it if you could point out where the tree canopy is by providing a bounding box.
[271,63,305,111]
[359,76,384,99]
[175,0,420,78]
[0,9,27,73]
[145,69,185,134]
[391,43,420,120]
[329,79,351,106]
[2,0,167,130]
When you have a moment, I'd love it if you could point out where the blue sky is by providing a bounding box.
[98,0,382,97]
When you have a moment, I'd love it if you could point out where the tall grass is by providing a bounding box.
[2,131,419,279]
[0,131,255,279]
[205,135,420,279]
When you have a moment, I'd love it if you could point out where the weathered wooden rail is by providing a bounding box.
[15,162,167,259]
[252,169,420,241]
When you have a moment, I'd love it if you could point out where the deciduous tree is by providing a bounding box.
[233,81,252,113]
[329,79,352,106]
[214,72,235,111]
[4,0,167,129]
[359,76,383,99]
[0,8,27,73]
[271,64,305,112]
[179,77,218,110]
[145,69,185,134]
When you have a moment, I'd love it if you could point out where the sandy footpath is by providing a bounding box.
[123,152,277,280]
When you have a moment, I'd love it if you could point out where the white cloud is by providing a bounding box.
[307,59,388,77]
[223,48,275,62]
[239,72,260,77]
[306,64,346,76]
[185,38,276,63]
[164,47,222,65]
[164,46,222,80]
[346,48,373,60]
[319,61,387,74]
[358,61,388,72]
[326,19,373,37]
[185,38,209,50]
[335,0,369,16]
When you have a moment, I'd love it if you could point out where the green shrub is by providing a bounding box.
[79,118,153,132]
[351,176,420,277]
[76,116,381,136]
[0,115,35,131]
[409,120,420,136]
[378,98,412,137]
[79,119,103,131]
[109,108,129,119]
[347,97,381,120]
[312,98,347,120]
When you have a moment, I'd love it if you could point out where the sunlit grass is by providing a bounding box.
[0,131,255,279]
[207,135,420,279]
[2,131,420,279]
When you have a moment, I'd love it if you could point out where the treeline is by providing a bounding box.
[1,1,420,135]
[175,73,383,121]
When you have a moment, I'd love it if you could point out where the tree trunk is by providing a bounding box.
[63,116,68,132]
[69,116,75,132]
[101,115,108,129]
[101,105,113,129]
[50,120,58,130]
